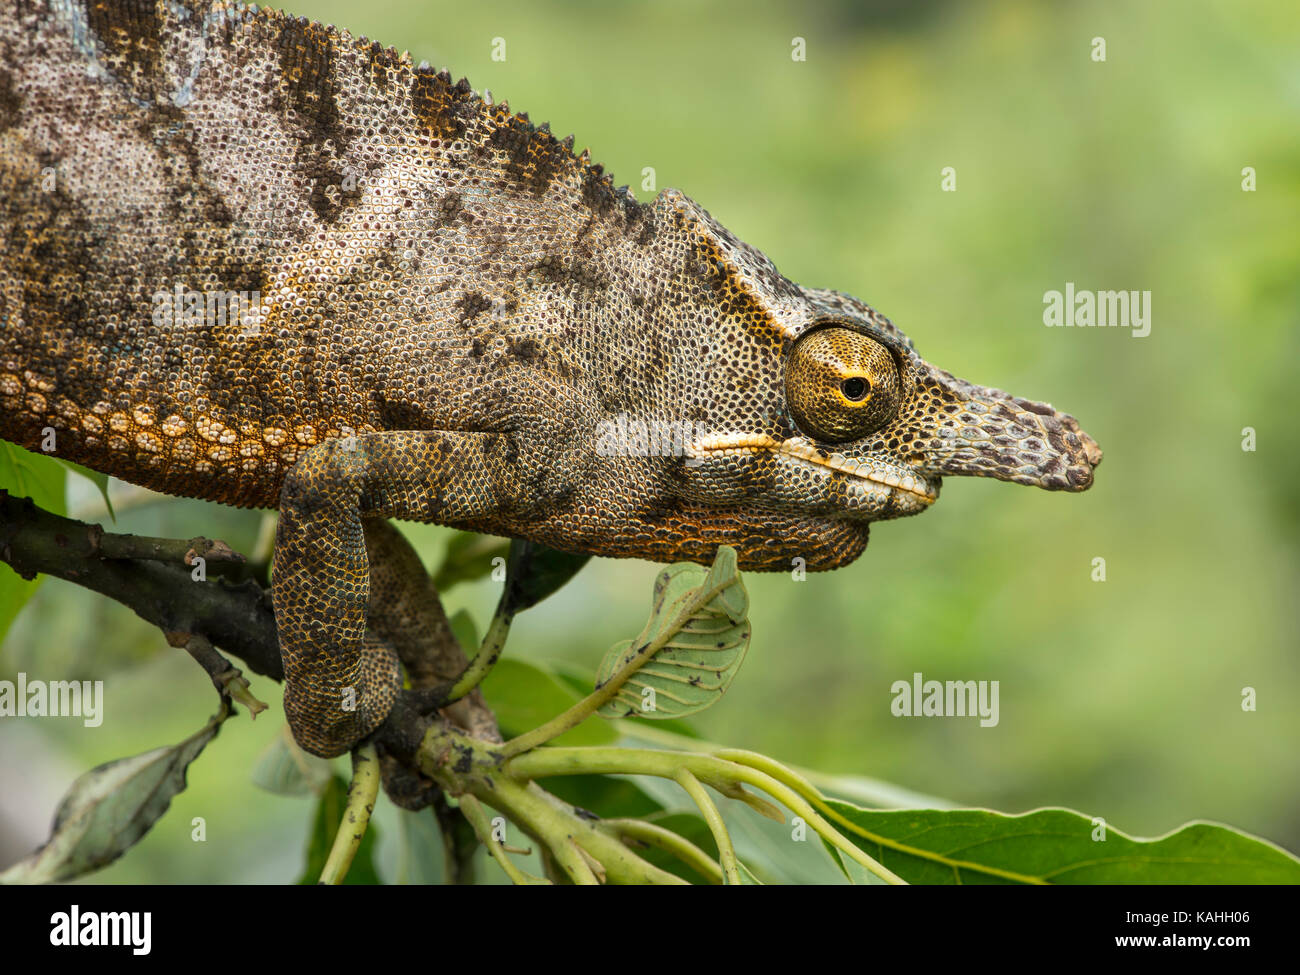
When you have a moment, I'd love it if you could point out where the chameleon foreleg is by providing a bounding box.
[275,431,509,758]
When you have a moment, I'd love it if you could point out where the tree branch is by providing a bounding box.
[0,489,282,680]
[0,490,710,885]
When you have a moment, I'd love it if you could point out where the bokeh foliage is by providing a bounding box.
[1,0,1295,882]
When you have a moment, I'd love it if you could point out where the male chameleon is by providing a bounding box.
[0,0,1100,758]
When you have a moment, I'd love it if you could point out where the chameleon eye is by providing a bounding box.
[785,327,900,442]
[840,377,870,401]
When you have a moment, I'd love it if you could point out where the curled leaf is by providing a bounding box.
[595,546,750,720]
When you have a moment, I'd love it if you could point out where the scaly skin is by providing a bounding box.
[0,0,1101,756]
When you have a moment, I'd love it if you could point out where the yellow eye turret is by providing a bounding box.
[785,327,900,442]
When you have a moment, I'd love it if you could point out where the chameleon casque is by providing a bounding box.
[0,0,1101,759]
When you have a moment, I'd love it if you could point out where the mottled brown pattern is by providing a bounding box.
[0,0,1100,755]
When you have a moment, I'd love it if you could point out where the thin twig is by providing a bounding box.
[458,794,547,885]
[95,531,244,566]
[599,818,724,884]
[168,632,267,718]
[0,490,282,679]
[443,602,512,704]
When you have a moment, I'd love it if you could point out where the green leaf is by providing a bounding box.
[0,706,227,884]
[806,770,958,811]
[0,443,68,644]
[637,811,723,884]
[501,538,590,614]
[480,659,617,746]
[0,441,66,515]
[821,837,852,882]
[543,773,666,821]
[393,806,449,885]
[298,774,382,884]
[250,728,334,797]
[824,801,1300,884]
[446,608,480,657]
[532,772,723,884]
[0,565,38,650]
[551,662,703,739]
[58,459,115,520]
[594,546,750,720]
[430,531,509,591]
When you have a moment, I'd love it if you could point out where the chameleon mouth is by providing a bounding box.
[686,433,938,503]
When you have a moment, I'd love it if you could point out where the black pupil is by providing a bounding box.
[841,377,870,401]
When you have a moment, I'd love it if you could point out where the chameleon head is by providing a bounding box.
[681,305,1097,564]
[549,189,1099,573]
[676,302,1102,568]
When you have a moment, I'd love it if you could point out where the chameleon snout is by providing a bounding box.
[907,367,1102,492]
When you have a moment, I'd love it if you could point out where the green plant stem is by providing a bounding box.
[598,818,724,884]
[558,838,602,884]
[417,724,688,884]
[444,604,512,704]
[505,745,906,885]
[617,723,956,809]
[716,749,1044,885]
[674,769,741,884]
[498,572,739,757]
[458,794,546,885]
[522,790,599,885]
[470,775,687,885]
[318,743,379,885]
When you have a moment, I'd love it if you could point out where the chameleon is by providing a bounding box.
[0,0,1101,759]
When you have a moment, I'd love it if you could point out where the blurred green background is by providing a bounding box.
[1,0,1296,883]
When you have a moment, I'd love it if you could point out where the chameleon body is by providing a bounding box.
[0,0,1101,757]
